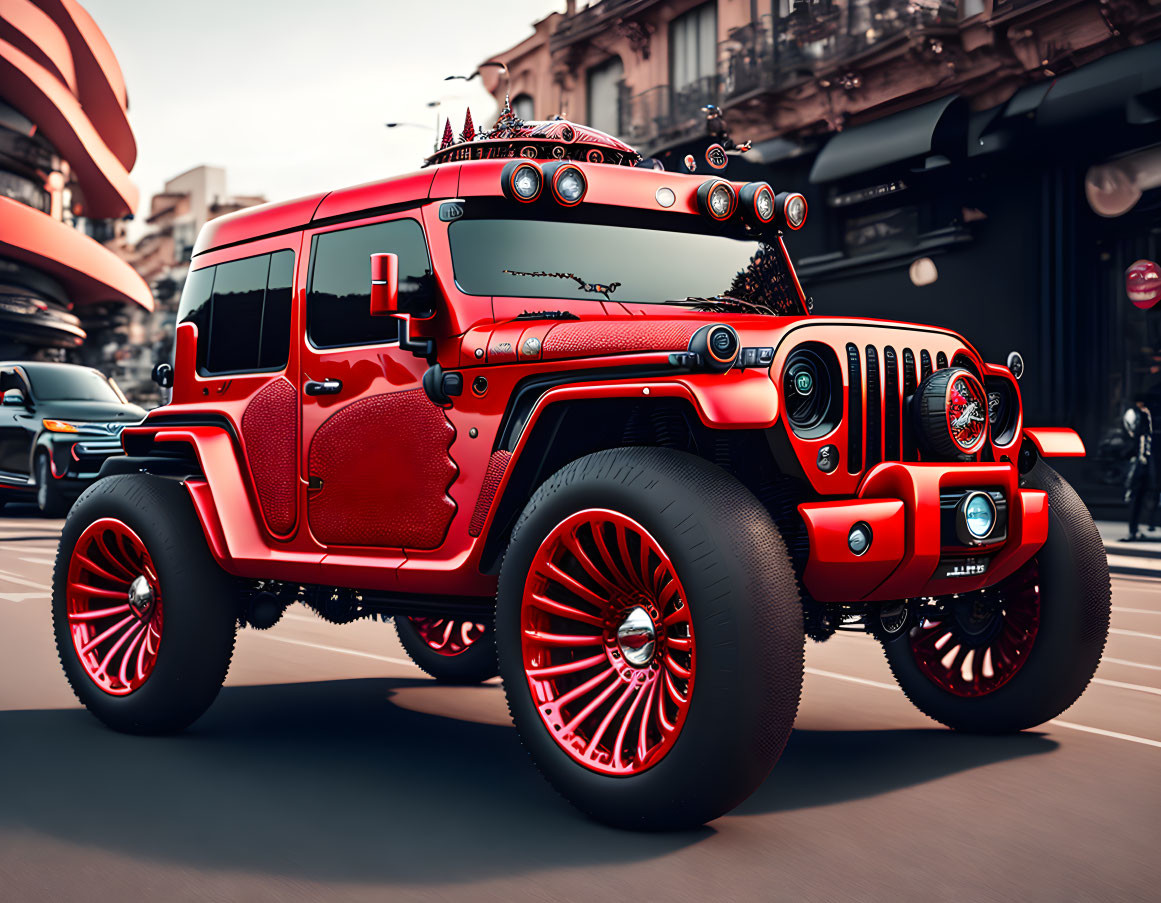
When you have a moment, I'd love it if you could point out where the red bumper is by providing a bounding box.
[798,462,1049,603]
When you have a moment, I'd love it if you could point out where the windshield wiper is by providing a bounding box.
[503,269,621,299]
[665,295,778,316]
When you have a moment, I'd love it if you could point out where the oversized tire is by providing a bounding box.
[52,474,238,734]
[36,452,69,517]
[496,447,803,830]
[882,459,1111,732]
[395,616,498,684]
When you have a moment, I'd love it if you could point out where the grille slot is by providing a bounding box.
[884,346,900,461]
[846,343,862,474]
[865,345,881,470]
[936,351,949,370]
[902,348,917,396]
[920,350,933,381]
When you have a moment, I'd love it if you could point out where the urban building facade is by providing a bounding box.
[0,0,150,361]
[481,0,1161,509]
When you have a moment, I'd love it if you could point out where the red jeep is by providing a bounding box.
[52,115,1110,830]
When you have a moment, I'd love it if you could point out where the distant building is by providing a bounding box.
[110,166,265,402]
[0,0,151,361]
[480,0,1161,509]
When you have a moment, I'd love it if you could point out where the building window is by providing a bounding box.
[586,57,624,137]
[670,3,717,107]
[512,93,535,121]
[307,218,434,349]
[178,250,295,375]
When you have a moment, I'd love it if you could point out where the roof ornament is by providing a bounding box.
[461,108,476,143]
[439,118,455,150]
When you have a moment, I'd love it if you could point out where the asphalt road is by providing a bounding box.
[1,505,1158,903]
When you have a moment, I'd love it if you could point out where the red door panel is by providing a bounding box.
[240,376,298,536]
[306,388,457,548]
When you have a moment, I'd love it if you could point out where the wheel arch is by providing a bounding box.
[478,393,808,574]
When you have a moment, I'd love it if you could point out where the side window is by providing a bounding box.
[307,218,434,349]
[178,249,295,374]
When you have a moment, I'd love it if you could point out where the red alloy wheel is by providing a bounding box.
[409,617,487,656]
[66,518,164,696]
[521,509,696,776]
[909,559,1041,697]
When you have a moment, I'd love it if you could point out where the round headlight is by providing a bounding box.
[962,492,997,540]
[782,344,842,439]
[777,192,807,230]
[502,161,543,203]
[551,164,587,206]
[697,179,737,222]
[739,182,776,228]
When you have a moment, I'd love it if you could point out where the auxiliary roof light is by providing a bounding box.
[776,191,808,230]
[697,179,737,222]
[546,162,588,207]
[739,182,776,228]
[501,160,543,203]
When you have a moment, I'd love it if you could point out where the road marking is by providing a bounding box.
[1103,656,1161,672]
[1091,677,1161,697]
[804,666,1161,750]
[0,568,51,591]
[1111,628,1161,641]
[0,592,49,603]
[1113,607,1161,616]
[1049,720,1161,749]
[256,633,415,668]
[19,557,55,566]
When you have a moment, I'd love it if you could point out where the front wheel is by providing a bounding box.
[52,474,238,734]
[883,460,1111,732]
[394,616,497,684]
[497,447,803,830]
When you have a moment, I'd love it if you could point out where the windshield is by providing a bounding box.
[25,366,125,403]
[448,216,803,314]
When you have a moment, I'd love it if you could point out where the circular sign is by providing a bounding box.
[706,143,728,170]
[945,371,989,455]
[1126,259,1161,310]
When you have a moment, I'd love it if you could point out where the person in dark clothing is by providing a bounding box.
[1122,394,1155,541]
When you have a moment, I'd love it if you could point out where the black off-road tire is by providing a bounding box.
[497,447,804,830]
[36,452,69,517]
[53,474,238,734]
[883,459,1111,732]
[395,616,498,684]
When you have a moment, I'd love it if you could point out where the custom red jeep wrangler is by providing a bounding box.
[52,111,1110,830]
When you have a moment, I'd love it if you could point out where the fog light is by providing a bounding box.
[848,522,873,556]
[961,492,997,541]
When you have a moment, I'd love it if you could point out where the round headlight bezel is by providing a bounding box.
[549,163,587,207]
[502,160,543,203]
[776,191,808,230]
[782,343,843,440]
[697,178,738,222]
[739,181,777,228]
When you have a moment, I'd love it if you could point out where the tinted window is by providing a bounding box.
[307,219,434,349]
[178,250,295,374]
[24,366,123,402]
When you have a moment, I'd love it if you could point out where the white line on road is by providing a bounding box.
[1091,677,1161,697]
[1113,607,1161,616]
[804,666,1161,750]
[1111,628,1161,641]
[19,557,55,566]
[256,633,415,668]
[0,568,50,591]
[1103,656,1161,672]
[0,592,49,602]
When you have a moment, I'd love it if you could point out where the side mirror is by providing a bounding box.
[370,252,399,316]
[1,389,26,407]
[151,362,173,388]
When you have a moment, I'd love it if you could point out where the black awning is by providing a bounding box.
[1037,42,1161,127]
[809,95,967,183]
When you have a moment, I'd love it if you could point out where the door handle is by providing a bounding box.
[304,378,343,396]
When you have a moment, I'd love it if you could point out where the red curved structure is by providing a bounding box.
[0,0,149,353]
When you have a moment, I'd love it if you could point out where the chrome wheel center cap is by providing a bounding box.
[128,575,153,616]
[616,606,656,667]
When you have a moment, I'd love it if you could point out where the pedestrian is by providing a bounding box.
[1122,393,1155,542]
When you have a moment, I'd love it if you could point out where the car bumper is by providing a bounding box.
[48,436,125,482]
[797,462,1049,603]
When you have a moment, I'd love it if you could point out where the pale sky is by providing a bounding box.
[83,0,563,229]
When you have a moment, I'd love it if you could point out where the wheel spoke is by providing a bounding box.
[78,614,136,656]
[528,592,606,628]
[613,523,646,593]
[563,672,624,737]
[585,681,640,761]
[118,624,147,689]
[538,560,612,611]
[590,521,633,593]
[73,551,128,587]
[562,530,621,598]
[527,652,608,679]
[93,621,145,684]
[523,629,603,647]
[637,682,658,762]
[546,665,618,711]
[665,654,691,680]
[70,582,130,601]
[613,679,651,771]
[68,604,132,622]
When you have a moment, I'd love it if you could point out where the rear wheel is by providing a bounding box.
[883,460,1111,732]
[394,616,497,684]
[497,447,803,830]
[52,474,238,734]
[36,452,68,517]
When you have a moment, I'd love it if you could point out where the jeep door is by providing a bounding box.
[0,368,34,478]
[298,213,457,552]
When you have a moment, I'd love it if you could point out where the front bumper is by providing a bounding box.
[798,462,1048,603]
[47,435,125,482]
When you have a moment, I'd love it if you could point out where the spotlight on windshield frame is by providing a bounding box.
[501,160,543,204]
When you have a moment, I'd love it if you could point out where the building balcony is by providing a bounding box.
[619,75,718,156]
